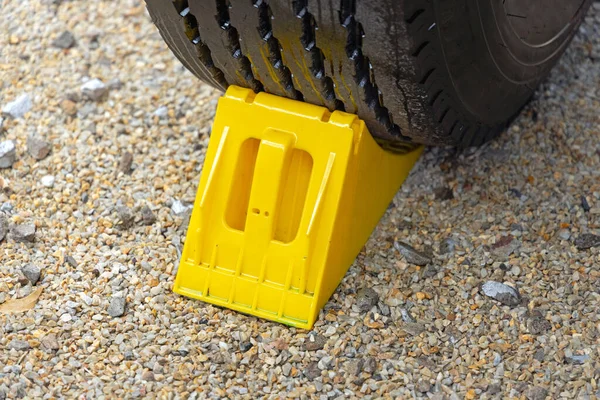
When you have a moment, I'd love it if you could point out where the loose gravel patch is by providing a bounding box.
[0,0,599,398]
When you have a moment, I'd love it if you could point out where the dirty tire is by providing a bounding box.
[146,0,591,149]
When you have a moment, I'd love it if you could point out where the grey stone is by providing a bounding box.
[416,380,431,393]
[481,281,521,307]
[581,195,591,212]
[40,334,59,351]
[65,255,78,267]
[434,186,454,201]
[107,297,126,317]
[400,308,417,323]
[118,151,133,174]
[21,264,41,284]
[490,235,521,261]
[27,135,51,160]
[356,288,379,312]
[394,241,432,266]
[526,310,552,335]
[141,371,155,381]
[575,233,600,250]
[116,206,134,229]
[363,357,377,373]
[0,215,8,242]
[282,363,292,376]
[317,356,333,370]
[0,141,16,168]
[533,349,545,362]
[7,339,30,351]
[81,78,107,101]
[487,383,502,395]
[401,322,426,336]
[557,229,571,241]
[565,354,590,365]
[422,264,437,278]
[141,206,156,225]
[107,78,123,90]
[2,94,32,118]
[10,223,36,243]
[526,386,548,400]
[52,31,76,49]
[303,362,321,380]
[304,334,327,351]
[239,341,253,352]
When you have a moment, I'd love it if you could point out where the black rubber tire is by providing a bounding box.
[145,0,592,150]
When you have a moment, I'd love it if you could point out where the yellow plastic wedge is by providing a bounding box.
[174,86,423,329]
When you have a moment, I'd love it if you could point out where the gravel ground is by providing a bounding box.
[1,1,599,398]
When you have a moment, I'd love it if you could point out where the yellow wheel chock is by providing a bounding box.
[174,86,423,329]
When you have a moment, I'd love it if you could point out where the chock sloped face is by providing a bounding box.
[173,86,422,329]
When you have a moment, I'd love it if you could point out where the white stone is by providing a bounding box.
[2,94,32,118]
[41,175,55,187]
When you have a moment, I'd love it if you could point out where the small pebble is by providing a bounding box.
[317,356,333,370]
[400,308,417,323]
[118,151,133,174]
[239,341,253,352]
[153,106,168,118]
[81,78,107,101]
[116,206,134,229]
[21,264,41,285]
[140,206,156,225]
[40,175,55,187]
[526,310,552,335]
[363,358,377,373]
[27,135,51,160]
[481,281,520,307]
[434,186,454,201]
[303,362,321,380]
[107,78,123,90]
[304,334,327,351]
[574,233,600,250]
[422,264,437,278]
[10,223,36,243]
[52,31,76,49]
[65,255,78,267]
[439,238,456,254]
[564,354,590,365]
[0,215,8,241]
[40,334,59,352]
[2,94,32,118]
[0,140,16,168]
[557,229,570,241]
[356,288,379,312]
[60,99,77,116]
[141,371,155,381]
[581,195,591,212]
[171,200,192,215]
[7,339,30,351]
[107,297,126,317]
[416,380,431,393]
[394,241,432,266]
[526,386,548,400]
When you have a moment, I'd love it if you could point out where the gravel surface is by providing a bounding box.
[1,1,599,398]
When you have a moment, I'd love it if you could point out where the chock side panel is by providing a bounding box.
[174,86,422,329]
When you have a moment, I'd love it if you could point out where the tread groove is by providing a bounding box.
[214,0,264,92]
[339,0,412,143]
[293,0,345,110]
[169,0,228,88]
[256,0,304,100]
